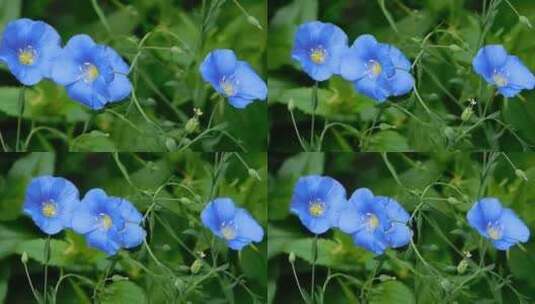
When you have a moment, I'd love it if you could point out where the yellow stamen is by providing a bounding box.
[369,61,382,77]
[41,202,56,217]
[366,213,379,231]
[101,214,113,230]
[19,49,36,65]
[493,73,508,87]
[308,200,325,217]
[487,225,501,240]
[221,225,237,240]
[221,81,235,97]
[82,62,99,83]
[310,47,327,64]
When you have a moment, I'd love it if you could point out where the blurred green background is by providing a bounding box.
[268,152,535,303]
[0,152,267,303]
[268,0,535,152]
[0,0,267,152]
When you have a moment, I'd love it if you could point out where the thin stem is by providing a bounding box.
[290,259,308,303]
[311,234,318,303]
[310,81,319,149]
[43,236,51,304]
[23,260,41,303]
[16,86,26,152]
[289,107,307,151]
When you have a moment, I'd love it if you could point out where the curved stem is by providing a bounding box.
[311,234,318,303]
[16,86,26,152]
[290,259,308,303]
[23,260,41,303]
[310,81,319,149]
[43,236,51,304]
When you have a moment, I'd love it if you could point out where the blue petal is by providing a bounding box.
[467,198,503,235]
[201,198,237,233]
[492,239,514,251]
[71,204,98,234]
[353,229,388,255]
[107,74,132,102]
[473,45,508,81]
[293,21,325,51]
[297,59,334,81]
[339,47,368,81]
[351,34,380,61]
[227,238,250,250]
[302,216,331,234]
[388,70,414,96]
[354,77,389,102]
[500,208,530,244]
[66,81,107,110]
[228,96,253,109]
[385,223,412,248]
[503,56,535,90]
[0,19,35,50]
[382,197,410,223]
[200,49,237,87]
[291,175,323,211]
[118,199,143,224]
[62,35,97,62]
[348,188,374,212]
[338,203,362,234]
[11,65,44,86]
[498,86,521,98]
[37,217,64,235]
[234,61,267,101]
[86,230,121,256]
[235,209,264,243]
[388,45,411,70]
[121,223,146,248]
[51,54,82,86]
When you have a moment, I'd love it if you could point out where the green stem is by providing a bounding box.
[311,234,318,303]
[43,236,51,304]
[310,81,318,149]
[23,260,41,303]
[16,86,26,152]
[290,259,308,303]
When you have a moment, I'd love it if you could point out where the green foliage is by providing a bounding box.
[269,0,535,151]
[268,152,535,303]
[0,0,267,152]
[0,152,267,303]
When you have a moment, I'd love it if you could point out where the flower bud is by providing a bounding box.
[447,197,459,205]
[448,44,463,52]
[378,274,396,282]
[288,99,295,111]
[21,251,28,264]
[289,252,296,264]
[111,274,128,281]
[519,16,532,28]
[443,126,455,140]
[185,117,199,134]
[248,168,261,181]
[440,279,452,291]
[515,169,528,181]
[457,259,469,274]
[461,107,473,122]
[246,16,262,30]
[190,259,203,274]
[165,137,177,151]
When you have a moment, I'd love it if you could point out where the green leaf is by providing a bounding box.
[70,131,117,152]
[0,223,38,259]
[0,0,21,31]
[367,131,410,152]
[239,245,267,287]
[15,238,71,267]
[369,281,416,304]
[100,281,148,304]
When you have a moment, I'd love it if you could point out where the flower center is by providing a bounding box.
[365,213,380,231]
[492,72,508,87]
[487,223,502,240]
[310,46,327,64]
[81,62,100,83]
[100,213,113,231]
[221,222,237,240]
[18,46,37,65]
[308,200,325,217]
[368,60,382,77]
[41,201,57,217]
[220,77,237,97]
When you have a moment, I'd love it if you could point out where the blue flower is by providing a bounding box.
[472,45,535,97]
[201,197,264,250]
[339,34,414,102]
[290,175,346,234]
[291,21,348,81]
[338,188,412,255]
[50,35,132,110]
[467,198,530,250]
[0,18,61,85]
[71,189,146,256]
[200,49,267,109]
[23,176,80,235]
